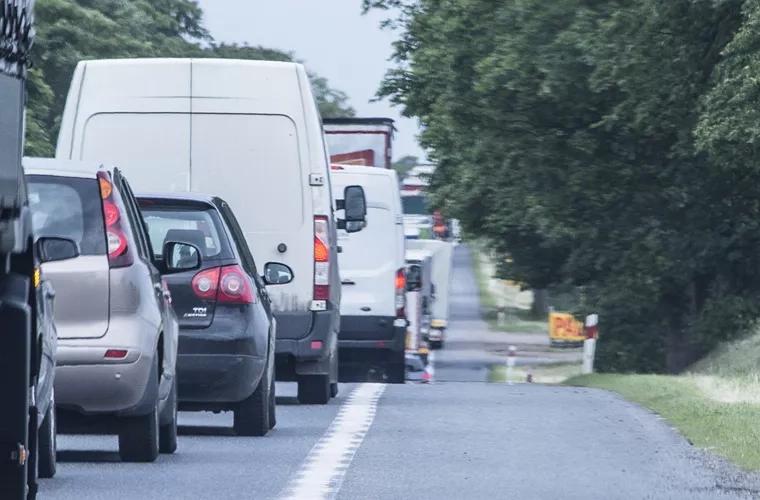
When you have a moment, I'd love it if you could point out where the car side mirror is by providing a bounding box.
[36,236,80,264]
[406,264,422,292]
[163,241,202,274]
[336,185,367,234]
[262,262,294,285]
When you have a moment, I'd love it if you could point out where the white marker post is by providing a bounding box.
[506,345,516,385]
[582,314,598,374]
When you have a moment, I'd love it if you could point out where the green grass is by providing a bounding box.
[566,373,760,471]
[489,362,584,384]
[470,243,548,334]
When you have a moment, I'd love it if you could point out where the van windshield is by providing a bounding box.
[402,195,429,215]
[326,132,386,167]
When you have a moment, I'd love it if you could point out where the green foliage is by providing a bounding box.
[391,154,418,179]
[25,0,354,154]
[365,0,760,373]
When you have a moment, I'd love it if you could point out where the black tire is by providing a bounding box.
[233,368,271,437]
[430,340,443,350]
[297,374,330,405]
[387,362,406,384]
[118,358,160,463]
[38,397,56,479]
[268,376,276,430]
[330,382,339,398]
[159,378,178,454]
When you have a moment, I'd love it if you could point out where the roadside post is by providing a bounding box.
[582,314,599,374]
[497,306,506,327]
[506,346,517,385]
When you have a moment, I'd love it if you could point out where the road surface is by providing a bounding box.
[40,245,760,499]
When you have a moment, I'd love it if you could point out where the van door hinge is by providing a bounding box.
[395,215,403,225]
[309,174,325,186]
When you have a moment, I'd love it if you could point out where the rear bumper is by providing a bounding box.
[338,315,407,363]
[54,348,155,416]
[275,309,336,362]
[177,309,269,405]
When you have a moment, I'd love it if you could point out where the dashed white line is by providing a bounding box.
[277,383,386,500]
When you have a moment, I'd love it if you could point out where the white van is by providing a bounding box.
[329,165,407,383]
[55,58,367,405]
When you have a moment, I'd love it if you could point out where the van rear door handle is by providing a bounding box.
[341,279,355,285]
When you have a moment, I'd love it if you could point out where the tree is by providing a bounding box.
[391,154,418,179]
[365,0,758,373]
[25,0,355,154]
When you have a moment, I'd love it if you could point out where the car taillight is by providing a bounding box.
[314,216,330,302]
[97,171,133,268]
[395,268,406,318]
[191,265,255,304]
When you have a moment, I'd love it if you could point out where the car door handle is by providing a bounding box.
[341,279,355,285]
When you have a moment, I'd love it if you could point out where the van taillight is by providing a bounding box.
[97,171,133,268]
[314,216,330,302]
[395,268,406,318]
[191,265,255,304]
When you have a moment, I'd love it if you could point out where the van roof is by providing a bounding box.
[79,57,301,71]
[135,191,217,204]
[406,249,433,261]
[23,157,107,178]
[331,165,399,178]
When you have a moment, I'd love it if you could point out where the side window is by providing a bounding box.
[218,201,261,283]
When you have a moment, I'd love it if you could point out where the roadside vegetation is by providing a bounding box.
[362,0,760,376]
[25,0,355,157]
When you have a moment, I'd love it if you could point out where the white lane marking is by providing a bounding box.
[278,383,386,500]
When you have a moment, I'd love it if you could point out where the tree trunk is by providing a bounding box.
[665,311,697,374]
[531,288,549,318]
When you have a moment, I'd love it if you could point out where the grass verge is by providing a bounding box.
[565,373,760,471]
[488,362,583,384]
[471,243,548,334]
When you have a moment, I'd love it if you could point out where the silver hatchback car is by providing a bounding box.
[24,157,203,462]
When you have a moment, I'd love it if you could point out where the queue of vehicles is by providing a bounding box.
[6,56,454,498]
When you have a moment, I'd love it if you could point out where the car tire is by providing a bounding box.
[387,362,406,384]
[430,340,443,350]
[297,374,330,405]
[268,376,277,430]
[159,378,178,454]
[233,367,271,437]
[38,396,57,479]
[330,382,339,398]
[118,357,160,463]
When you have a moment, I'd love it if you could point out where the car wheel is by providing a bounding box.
[330,382,339,398]
[159,378,178,454]
[118,357,160,463]
[430,340,443,350]
[233,367,271,437]
[297,374,330,405]
[268,376,276,430]
[38,396,57,479]
[387,362,406,384]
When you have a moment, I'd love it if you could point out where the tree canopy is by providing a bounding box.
[364,0,760,373]
[25,0,355,157]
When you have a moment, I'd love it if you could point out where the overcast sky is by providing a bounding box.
[195,0,427,162]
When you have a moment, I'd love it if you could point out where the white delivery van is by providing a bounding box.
[55,58,367,405]
[329,165,408,383]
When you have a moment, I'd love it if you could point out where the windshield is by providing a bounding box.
[325,132,387,167]
[402,195,429,215]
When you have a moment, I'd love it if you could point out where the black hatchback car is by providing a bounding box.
[136,193,293,437]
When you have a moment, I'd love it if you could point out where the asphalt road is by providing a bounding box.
[40,245,760,500]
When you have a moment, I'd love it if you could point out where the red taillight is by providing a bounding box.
[314,216,330,301]
[191,265,255,304]
[191,267,220,300]
[219,265,255,303]
[396,268,406,318]
[104,349,128,359]
[97,171,133,268]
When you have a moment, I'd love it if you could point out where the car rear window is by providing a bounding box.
[139,203,231,261]
[27,175,107,256]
